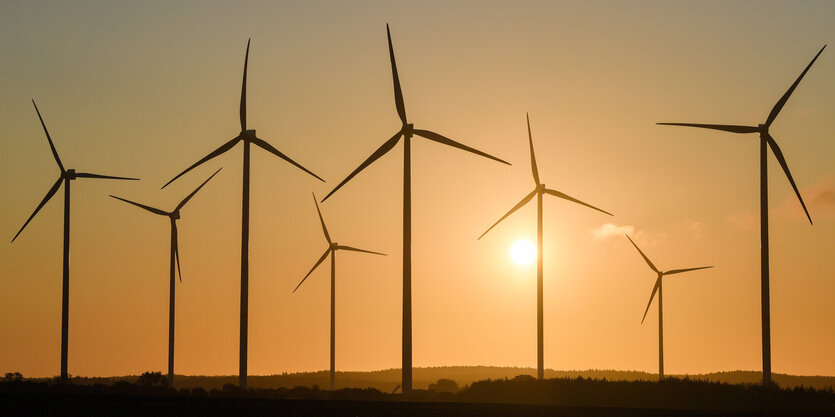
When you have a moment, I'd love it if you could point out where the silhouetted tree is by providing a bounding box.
[3,372,23,382]
[136,371,168,387]
[428,378,459,393]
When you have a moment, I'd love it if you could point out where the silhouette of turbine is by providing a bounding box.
[11,100,139,382]
[478,113,611,380]
[658,44,824,386]
[320,24,510,393]
[625,235,712,381]
[293,193,386,391]
[161,39,324,389]
[110,168,221,388]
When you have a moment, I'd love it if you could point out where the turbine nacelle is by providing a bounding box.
[242,129,256,140]
[758,124,768,133]
[64,169,77,180]
[331,242,339,250]
[171,210,181,220]
[403,123,414,136]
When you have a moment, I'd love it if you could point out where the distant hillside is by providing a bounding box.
[62,366,835,391]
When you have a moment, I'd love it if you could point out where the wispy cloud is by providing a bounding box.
[591,223,634,240]
[590,223,665,246]
[686,220,705,239]
[776,175,835,221]
[730,175,835,227]
[726,209,758,231]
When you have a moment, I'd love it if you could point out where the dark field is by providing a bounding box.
[3,394,825,417]
[2,375,834,417]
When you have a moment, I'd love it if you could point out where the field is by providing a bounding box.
[2,370,834,416]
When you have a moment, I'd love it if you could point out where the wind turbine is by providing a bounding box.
[320,24,510,393]
[110,168,221,388]
[625,235,712,381]
[478,114,612,380]
[657,44,824,386]
[11,100,139,382]
[293,193,386,390]
[161,39,324,388]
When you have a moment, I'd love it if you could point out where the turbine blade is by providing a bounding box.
[312,192,331,244]
[12,176,63,242]
[641,277,662,324]
[293,247,332,293]
[526,113,539,185]
[765,133,812,225]
[656,123,759,134]
[544,188,612,216]
[413,129,511,166]
[386,24,407,125]
[173,222,182,283]
[251,136,324,182]
[766,45,826,127]
[240,39,250,132]
[337,245,387,256]
[32,100,64,172]
[665,266,713,275]
[161,136,240,189]
[321,131,403,202]
[109,195,169,216]
[176,168,222,210]
[478,189,537,240]
[626,234,658,273]
[76,173,139,181]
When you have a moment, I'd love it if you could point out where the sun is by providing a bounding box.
[510,239,537,265]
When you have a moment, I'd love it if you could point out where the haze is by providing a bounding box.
[1,0,833,379]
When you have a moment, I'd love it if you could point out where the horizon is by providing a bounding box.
[20,365,835,379]
[1,0,834,383]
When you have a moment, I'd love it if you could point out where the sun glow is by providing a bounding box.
[510,239,537,265]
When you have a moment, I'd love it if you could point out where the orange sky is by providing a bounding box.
[1,1,834,378]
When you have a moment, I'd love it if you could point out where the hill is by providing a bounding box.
[57,366,835,391]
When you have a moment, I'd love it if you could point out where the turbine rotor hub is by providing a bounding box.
[171,211,181,220]
[65,169,76,180]
[403,123,414,136]
[243,129,256,140]
[758,123,768,133]
[331,242,338,249]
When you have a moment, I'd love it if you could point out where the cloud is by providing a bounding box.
[591,223,634,240]
[774,175,835,222]
[806,176,835,218]
[686,221,705,239]
[726,209,758,231]
[590,223,666,246]
[814,190,835,206]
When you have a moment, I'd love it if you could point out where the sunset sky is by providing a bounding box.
[1,0,833,379]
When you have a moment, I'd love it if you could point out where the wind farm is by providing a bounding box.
[160,39,324,389]
[1,2,834,416]
[320,24,510,393]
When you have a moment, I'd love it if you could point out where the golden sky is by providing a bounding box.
[1,0,834,378]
